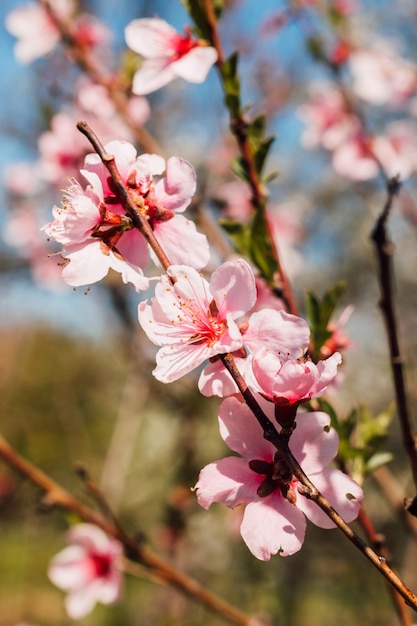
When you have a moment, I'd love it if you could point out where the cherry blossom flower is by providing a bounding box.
[83,139,209,270]
[138,259,257,383]
[48,524,123,619]
[332,133,380,181]
[125,17,218,95]
[5,0,74,64]
[372,120,417,180]
[299,83,359,151]
[247,347,341,426]
[198,308,310,398]
[349,42,417,106]
[194,397,363,560]
[42,170,149,291]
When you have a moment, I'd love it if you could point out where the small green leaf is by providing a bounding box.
[220,220,251,258]
[305,282,346,359]
[221,53,241,117]
[249,209,279,283]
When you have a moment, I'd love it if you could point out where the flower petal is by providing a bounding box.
[194,457,260,509]
[152,215,210,270]
[240,496,306,560]
[290,411,339,474]
[210,259,256,319]
[132,59,177,95]
[218,396,275,461]
[154,156,196,212]
[173,46,218,83]
[296,467,363,528]
[125,18,177,57]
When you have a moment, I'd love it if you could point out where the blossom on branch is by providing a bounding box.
[42,169,149,291]
[194,397,363,560]
[247,347,341,426]
[125,17,218,95]
[5,0,73,64]
[83,139,209,270]
[48,523,123,619]
[138,259,257,383]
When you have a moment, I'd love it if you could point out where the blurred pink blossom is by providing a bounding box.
[349,42,417,106]
[332,133,380,181]
[194,398,363,560]
[48,524,123,619]
[125,17,218,94]
[373,120,417,180]
[299,83,359,150]
[83,140,209,270]
[5,0,74,64]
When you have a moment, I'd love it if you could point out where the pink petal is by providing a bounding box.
[245,309,310,357]
[240,496,306,560]
[218,396,275,461]
[194,457,260,509]
[210,259,257,319]
[152,342,211,383]
[48,546,92,590]
[198,360,239,397]
[125,18,177,58]
[61,241,110,286]
[173,46,218,83]
[152,215,210,270]
[117,228,149,269]
[131,59,177,95]
[154,156,196,212]
[295,467,363,528]
[65,581,101,619]
[156,265,210,318]
[108,253,149,292]
[290,411,339,474]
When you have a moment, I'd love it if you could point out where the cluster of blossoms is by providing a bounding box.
[6,4,364,618]
[299,41,417,181]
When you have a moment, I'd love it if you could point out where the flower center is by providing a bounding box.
[249,452,297,503]
[90,552,112,579]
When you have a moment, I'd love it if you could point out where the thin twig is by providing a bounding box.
[371,177,417,491]
[0,432,258,626]
[202,0,298,316]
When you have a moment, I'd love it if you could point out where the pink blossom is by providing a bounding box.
[125,18,218,95]
[349,43,417,106]
[48,524,123,619]
[194,397,363,560]
[299,83,359,150]
[198,308,310,398]
[332,133,380,181]
[42,170,149,291]
[372,120,417,180]
[248,347,341,426]
[5,0,74,64]
[83,140,209,269]
[138,259,257,383]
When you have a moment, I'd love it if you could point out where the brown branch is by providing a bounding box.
[371,177,417,491]
[76,121,172,272]
[220,352,417,612]
[38,0,162,155]
[202,0,298,316]
[0,432,258,626]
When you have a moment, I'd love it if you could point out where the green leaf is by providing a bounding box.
[249,209,279,283]
[221,52,241,118]
[220,220,251,258]
[305,282,346,360]
[231,156,250,184]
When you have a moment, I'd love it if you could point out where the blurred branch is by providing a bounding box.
[38,0,162,155]
[0,431,261,626]
[371,177,417,492]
